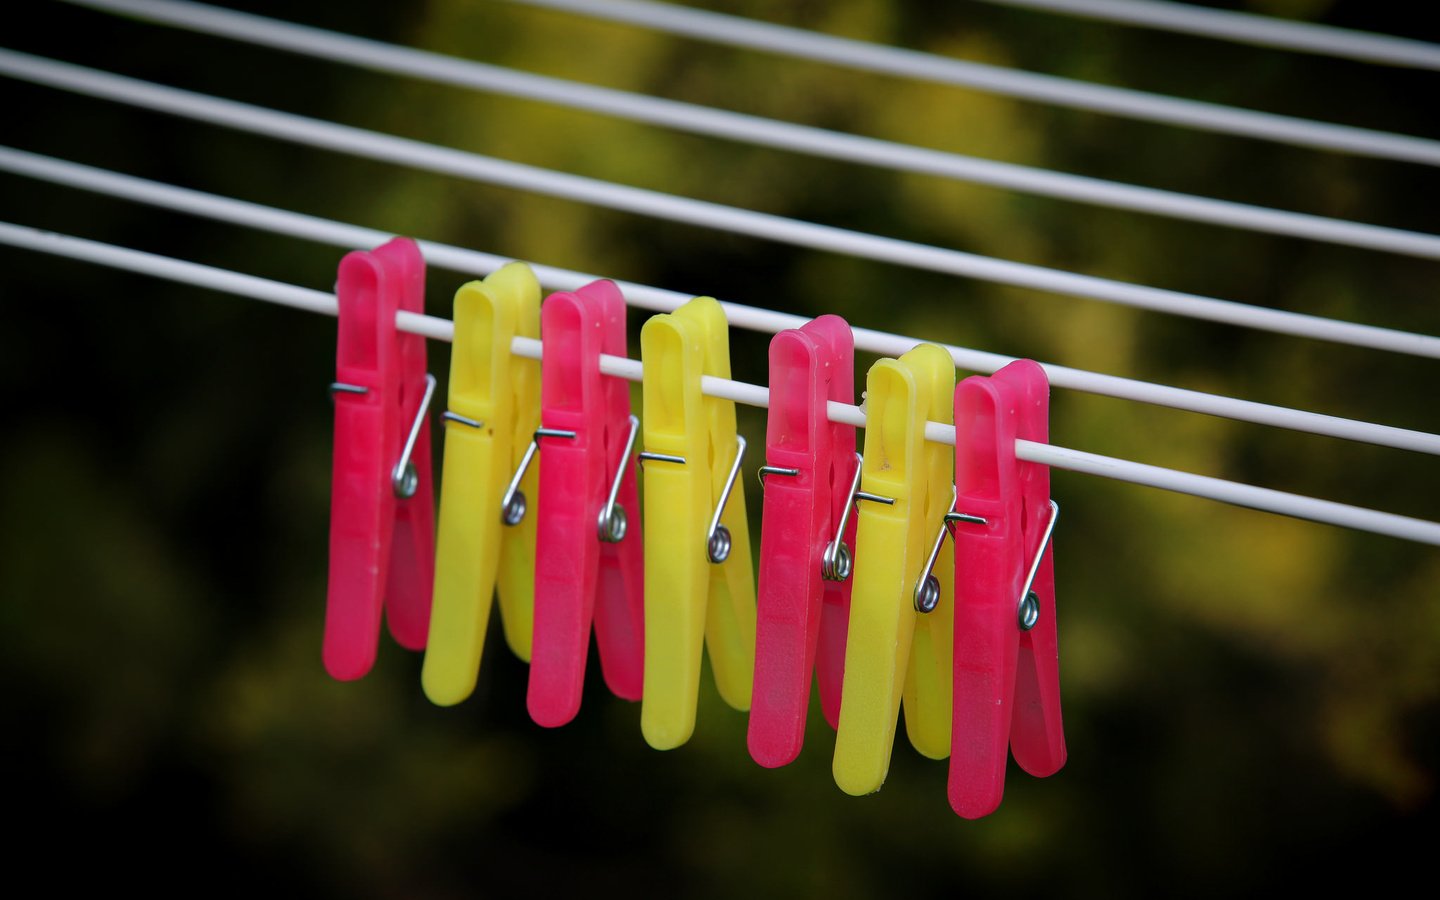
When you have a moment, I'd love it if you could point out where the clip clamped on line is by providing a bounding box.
[833,343,955,795]
[324,237,436,681]
[950,359,1066,818]
[750,314,859,768]
[527,281,646,728]
[422,263,541,706]
[639,296,756,750]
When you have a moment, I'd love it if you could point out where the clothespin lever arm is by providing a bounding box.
[756,466,799,481]
[912,484,958,614]
[441,411,483,429]
[596,414,640,543]
[327,373,437,500]
[499,426,576,526]
[763,452,867,582]
[821,453,865,582]
[950,499,1060,631]
[391,373,437,498]
[641,435,748,564]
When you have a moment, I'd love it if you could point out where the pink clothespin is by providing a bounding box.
[950,359,1066,818]
[324,237,437,681]
[527,280,645,727]
[750,315,859,767]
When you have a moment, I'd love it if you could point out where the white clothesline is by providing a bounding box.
[5,146,1436,457]
[496,0,1440,166]
[5,220,1437,546]
[3,51,1438,360]
[54,0,1440,261]
[973,0,1440,71]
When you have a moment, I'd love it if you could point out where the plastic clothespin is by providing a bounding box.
[833,343,955,795]
[421,263,541,706]
[749,314,859,768]
[639,296,756,750]
[324,237,437,681]
[950,359,1065,819]
[527,280,645,728]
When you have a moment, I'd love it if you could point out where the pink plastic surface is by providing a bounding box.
[528,281,645,728]
[950,359,1066,818]
[749,315,856,767]
[323,237,436,681]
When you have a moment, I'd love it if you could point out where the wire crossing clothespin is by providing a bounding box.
[640,296,756,750]
[422,263,541,706]
[324,237,437,681]
[750,314,859,768]
[833,343,955,794]
[950,359,1066,819]
[528,281,645,728]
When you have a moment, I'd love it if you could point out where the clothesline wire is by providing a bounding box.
[972,0,1440,71]
[5,220,1437,547]
[6,145,1437,458]
[496,0,1440,167]
[57,0,1440,261]
[4,51,1439,361]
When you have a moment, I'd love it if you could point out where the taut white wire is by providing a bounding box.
[497,0,1440,167]
[5,145,1436,456]
[974,0,1440,71]
[57,0,1440,261]
[4,52,1439,359]
[5,221,1437,546]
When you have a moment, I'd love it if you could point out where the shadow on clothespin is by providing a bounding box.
[527,281,645,728]
[421,263,541,707]
[639,296,756,750]
[750,314,860,768]
[833,343,955,794]
[323,237,437,681]
[950,359,1065,819]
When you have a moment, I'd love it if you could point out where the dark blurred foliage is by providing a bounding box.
[2,0,1438,896]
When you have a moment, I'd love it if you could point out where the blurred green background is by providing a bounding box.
[2,0,1438,895]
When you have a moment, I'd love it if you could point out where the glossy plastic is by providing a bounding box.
[422,263,541,707]
[324,237,435,681]
[832,343,954,795]
[640,296,756,750]
[749,315,857,768]
[950,359,1066,819]
[528,281,645,728]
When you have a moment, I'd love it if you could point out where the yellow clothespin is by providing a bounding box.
[421,263,541,706]
[833,342,955,794]
[639,296,756,750]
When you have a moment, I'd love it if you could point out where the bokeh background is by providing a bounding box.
[3,0,1438,895]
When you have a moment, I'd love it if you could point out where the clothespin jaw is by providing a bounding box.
[528,280,645,728]
[324,237,436,681]
[640,296,756,750]
[833,342,953,795]
[950,358,1065,819]
[750,314,856,768]
[421,263,540,707]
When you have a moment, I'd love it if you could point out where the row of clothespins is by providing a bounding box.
[324,237,1064,819]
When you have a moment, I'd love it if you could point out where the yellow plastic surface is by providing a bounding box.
[494,270,541,660]
[640,297,756,750]
[422,263,540,706]
[833,343,955,794]
[902,352,956,761]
